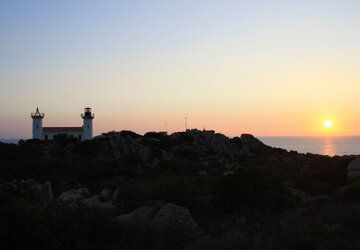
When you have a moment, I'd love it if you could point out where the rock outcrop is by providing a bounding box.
[116,203,203,240]
[347,157,360,180]
[77,187,91,198]
[94,131,152,160]
[84,195,116,209]
[57,188,116,209]
[171,130,241,160]
[57,189,84,202]
[117,205,155,227]
[35,181,53,203]
[91,129,275,164]
[24,178,39,189]
[151,203,203,237]
[21,179,54,203]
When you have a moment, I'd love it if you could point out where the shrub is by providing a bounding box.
[173,146,198,160]
[0,201,115,250]
[119,130,141,139]
[115,175,204,213]
[210,167,277,211]
[338,183,360,202]
[53,134,80,146]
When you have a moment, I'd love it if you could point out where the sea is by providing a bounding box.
[1,136,360,157]
[260,136,360,156]
[0,139,22,144]
[0,139,20,144]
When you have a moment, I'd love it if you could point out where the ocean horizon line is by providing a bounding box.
[2,134,360,141]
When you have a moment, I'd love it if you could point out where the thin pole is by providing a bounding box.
[185,117,187,131]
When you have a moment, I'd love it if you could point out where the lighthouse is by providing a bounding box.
[81,107,94,140]
[31,107,44,139]
[30,107,94,141]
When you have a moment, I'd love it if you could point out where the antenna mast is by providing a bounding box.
[185,117,187,131]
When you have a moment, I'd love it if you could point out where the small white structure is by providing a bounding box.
[31,107,94,141]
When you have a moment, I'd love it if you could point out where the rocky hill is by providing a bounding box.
[0,130,360,249]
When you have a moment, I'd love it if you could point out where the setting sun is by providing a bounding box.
[324,120,333,128]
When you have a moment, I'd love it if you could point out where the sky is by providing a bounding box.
[1,0,360,138]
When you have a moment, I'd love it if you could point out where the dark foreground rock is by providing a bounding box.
[0,130,359,249]
[117,203,203,244]
[347,156,360,180]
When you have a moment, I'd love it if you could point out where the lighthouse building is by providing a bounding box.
[31,107,94,141]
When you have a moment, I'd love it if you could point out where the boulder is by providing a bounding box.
[35,181,53,203]
[77,187,91,198]
[117,206,155,227]
[226,162,239,170]
[97,131,154,161]
[347,157,360,180]
[84,195,115,209]
[224,171,234,176]
[151,203,203,237]
[240,134,270,155]
[57,189,84,202]
[116,203,203,240]
[5,181,18,192]
[100,188,112,200]
[51,180,70,196]
[198,171,208,176]
[160,149,172,160]
[24,178,39,190]
[303,195,335,206]
[113,188,120,200]
[286,186,312,200]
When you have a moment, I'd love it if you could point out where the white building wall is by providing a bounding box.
[32,118,43,139]
[83,119,93,140]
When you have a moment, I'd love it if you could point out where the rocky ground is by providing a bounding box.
[1,130,360,249]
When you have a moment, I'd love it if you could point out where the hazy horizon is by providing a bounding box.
[1,0,360,138]
[2,133,360,141]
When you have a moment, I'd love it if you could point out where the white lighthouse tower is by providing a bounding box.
[31,107,44,139]
[81,107,94,140]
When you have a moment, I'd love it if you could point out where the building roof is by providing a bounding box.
[42,127,83,133]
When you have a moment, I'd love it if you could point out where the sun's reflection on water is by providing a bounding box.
[322,137,335,156]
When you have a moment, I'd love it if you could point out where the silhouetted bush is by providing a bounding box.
[144,132,164,139]
[154,160,198,176]
[119,130,141,139]
[174,146,198,160]
[338,183,360,202]
[0,200,116,250]
[115,175,204,213]
[72,138,103,159]
[176,132,195,144]
[122,153,142,166]
[53,133,80,146]
[210,167,277,211]
[139,137,161,147]
[141,133,175,150]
